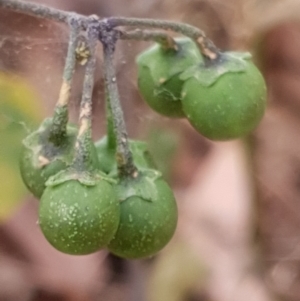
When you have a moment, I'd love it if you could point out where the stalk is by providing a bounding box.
[72,18,99,171]
[49,16,80,144]
[100,29,137,178]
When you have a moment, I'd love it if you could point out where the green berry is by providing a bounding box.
[108,170,177,259]
[39,172,119,255]
[137,37,203,118]
[19,118,77,198]
[181,52,267,140]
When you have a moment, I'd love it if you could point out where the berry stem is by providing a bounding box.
[100,28,137,178]
[117,29,177,50]
[49,16,81,145]
[107,17,219,59]
[105,92,117,150]
[73,17,100,171]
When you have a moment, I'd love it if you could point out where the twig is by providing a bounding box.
[0,0,76,23]
[0,0,219,59]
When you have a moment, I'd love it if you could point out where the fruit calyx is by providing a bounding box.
[45,167,116,188]
[137,37,204,86]
[117,168,162,203]
[180,51,252,87]
[22,118,76,169]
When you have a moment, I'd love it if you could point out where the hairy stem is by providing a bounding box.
[49,17,81,144]
[0,0,75,23]
[118,29,177,50]
[62,17,82,84]
[0,0,218,59]
[107,17,219,59]
[100,29,137,178]
[73,17,99,171]
[105,93,117,150]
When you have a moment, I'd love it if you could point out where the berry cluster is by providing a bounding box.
[137,38,267,140]
[15,12,266,259]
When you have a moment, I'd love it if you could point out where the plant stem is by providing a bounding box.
[105,93,117,150]
[50,16,81,144]
[0,0,75,23]
[78,19,99,133]
[100,28,137,178]
[0,0,218,59]
[73,17,99,171]
[61,17,82,84]
[108,17,219,59]
[117,29,177,50]
[109,17,201,37]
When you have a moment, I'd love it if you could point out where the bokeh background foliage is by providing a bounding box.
[0,73,42,221]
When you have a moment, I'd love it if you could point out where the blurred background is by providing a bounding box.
[0,0,299,300]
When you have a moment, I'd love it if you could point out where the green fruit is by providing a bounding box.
[95,136,116,174]
[108,170,177,259]
[137,37,203,118]
[39,172,120,255]
[181,52,267,140]
[19,118,77,198]
[95,136,155,175]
